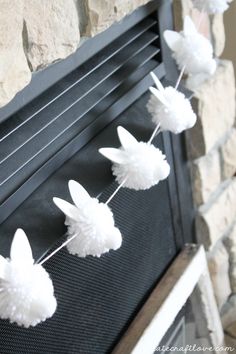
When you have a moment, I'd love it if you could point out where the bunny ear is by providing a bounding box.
[53,197,80,221]
[149,87,169,106]
[150,72,164,92]
[0,255,7,280]
[163,30,182,51]
[10,229,33,265]
[117,126,137,149]
[99,148,127,164]
[68,180,91,209]
[184,16,197,35]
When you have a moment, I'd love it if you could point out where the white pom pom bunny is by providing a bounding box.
[53,180,122,257]
[99,126,170,191]
[192,0,230,14]
[147,72,196,134]
[0,229,57,328]
[164,16,216,88]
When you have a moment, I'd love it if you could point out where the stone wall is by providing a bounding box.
[79,0,151,36]
[0,0,151,108]
[173,0,236,345]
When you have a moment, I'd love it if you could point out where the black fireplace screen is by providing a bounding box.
[0,94,180,354]
[0,1,195,353]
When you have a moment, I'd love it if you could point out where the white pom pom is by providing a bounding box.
[53,180,122,257]
[185,72,214,90]
[99,127,170,191]
[147,74,197,134]
[0,229,57,328]
[192,0,230,14]
[164,16,216,77]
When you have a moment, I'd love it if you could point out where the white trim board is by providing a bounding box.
[112,244,224,354]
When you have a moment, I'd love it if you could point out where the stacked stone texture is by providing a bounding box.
[173,0,236,333]
[0,0,80,107]
[78,0,151,36]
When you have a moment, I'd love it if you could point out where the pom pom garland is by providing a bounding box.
[192,0,230,14]
[0,11,218,328]
[164,16,216,77]
[147,72,197,134]
[0,229,57,328]
[99,126,170,191]
[53,180,122,257]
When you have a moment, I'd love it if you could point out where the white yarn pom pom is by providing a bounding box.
[99,126,170,191]
[53,180,122,257]
[0,229,57,328]
[164,16,216,77]
[146,73,196,134]
[192,0,230,14]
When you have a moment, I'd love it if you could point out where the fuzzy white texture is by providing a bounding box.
[164,16,216,77]
[0,229,57,328]
[192,0,230,14]
[147,73,196,134]
[53,181,122,257]
[99,127,170,191]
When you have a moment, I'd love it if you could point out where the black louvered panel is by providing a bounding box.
[0,12,164,223]
[0,18,158,145]
[0,2,161,124]
[0,47,159,181]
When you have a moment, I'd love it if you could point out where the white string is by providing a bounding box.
[105,177,128,205]
[175,65,186,90]
[39,234,78,265]
[148,123,161,144]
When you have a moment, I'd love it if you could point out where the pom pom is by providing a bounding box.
[164,16,216,77]
[53,180,122,257]
[99,126,170,191]
[192,0,230,14]
[147,72,197,134]
[0,229,57,328]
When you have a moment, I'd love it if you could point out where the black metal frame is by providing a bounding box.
[158,0,195,244]
[0,0,195,259]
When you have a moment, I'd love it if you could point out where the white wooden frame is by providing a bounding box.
[112,244,224,354]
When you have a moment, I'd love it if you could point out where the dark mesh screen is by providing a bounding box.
[0,180,177,354]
